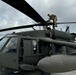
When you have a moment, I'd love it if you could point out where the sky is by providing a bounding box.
[0,0,76,35]
[26,0,76,32]
[0,0,76,75]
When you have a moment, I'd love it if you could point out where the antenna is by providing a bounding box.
[65,26,70,33]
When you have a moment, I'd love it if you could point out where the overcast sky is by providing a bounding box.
[26,0,76,32]
[0,0,76,34]
[0,0,76,75]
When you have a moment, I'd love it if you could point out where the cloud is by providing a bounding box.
[26,0,76,32]
[0,0,76,34]
[0,0,35,29]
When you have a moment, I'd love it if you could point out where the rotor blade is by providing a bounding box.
[0,21,76,32]
[0,22,52,32]
[2,0,45,22]
[0,24,36,32]
[57,22,76,24]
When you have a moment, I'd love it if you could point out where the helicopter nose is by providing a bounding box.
[37,55,76,73]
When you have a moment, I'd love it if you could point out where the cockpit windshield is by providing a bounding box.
[3,38,18,53]
[0,38,9,50]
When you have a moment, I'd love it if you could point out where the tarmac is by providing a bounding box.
[0,70,76,75]
[51,70,76,75]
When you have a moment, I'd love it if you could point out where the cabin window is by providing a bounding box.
[3,38,18,53]
[23,39,32,56]
[32,40,37,54]
[0,38,9,50]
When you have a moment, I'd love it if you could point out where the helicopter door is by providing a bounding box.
[0,38,19,70]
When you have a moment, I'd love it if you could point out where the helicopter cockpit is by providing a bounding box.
[3,38,18,53]
[0,35,18,51]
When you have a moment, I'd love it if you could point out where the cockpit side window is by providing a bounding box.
[0,38,9,50]
[3,38,18,53]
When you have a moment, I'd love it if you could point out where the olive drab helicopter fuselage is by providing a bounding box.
[0,30,54,75]
[1,0,76,75]
[0,29,76,74]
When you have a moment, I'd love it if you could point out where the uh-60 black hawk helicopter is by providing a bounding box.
[1,0,76,75]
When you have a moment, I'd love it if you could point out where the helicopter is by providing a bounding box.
[0,0,76,75]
